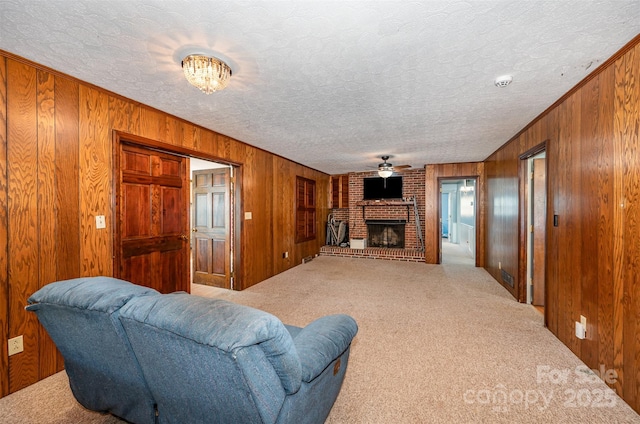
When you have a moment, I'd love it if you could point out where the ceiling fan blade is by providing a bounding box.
[394,164,411,170]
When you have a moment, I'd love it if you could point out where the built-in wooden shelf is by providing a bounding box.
[330,175,349,208]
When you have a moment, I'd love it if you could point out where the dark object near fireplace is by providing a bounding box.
[366,220,406,248]
[363,176,403,200]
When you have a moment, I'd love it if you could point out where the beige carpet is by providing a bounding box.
[1,256,639,423]
[441,239,474,265]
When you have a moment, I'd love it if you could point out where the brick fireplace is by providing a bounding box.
[366,220,406,248]
[321,169,426,262]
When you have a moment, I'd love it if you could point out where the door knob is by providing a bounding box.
[192,228,198,232]
[180,234,189,241]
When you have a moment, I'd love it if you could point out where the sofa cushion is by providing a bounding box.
[26,277,160,424]
[119,293,303,394]
[28,276,159,313]
[291,314,358,382]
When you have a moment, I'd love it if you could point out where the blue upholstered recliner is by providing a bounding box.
[27,277,358,424]
[119,293,357,424]
[26,277,160,424]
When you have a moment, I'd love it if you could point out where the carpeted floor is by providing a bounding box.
[441,239,474,265]
[1,256,639,423]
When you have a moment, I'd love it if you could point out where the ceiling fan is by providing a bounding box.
[377,156,411,179]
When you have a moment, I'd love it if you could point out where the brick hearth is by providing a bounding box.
[319,245,425,262]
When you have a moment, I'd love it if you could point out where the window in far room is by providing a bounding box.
[296,176,316,243]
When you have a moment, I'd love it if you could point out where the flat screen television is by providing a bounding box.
[363,176,403,200]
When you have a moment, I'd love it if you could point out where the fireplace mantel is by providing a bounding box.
[355,200,412,206]
[356,199,414,220]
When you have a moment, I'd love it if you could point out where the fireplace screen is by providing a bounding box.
[367,221,406,248]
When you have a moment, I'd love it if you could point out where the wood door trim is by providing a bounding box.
[517,142,548,310]
[112,131,244,291]
[113,131,242,167]
[436,176,480,266]
[519,141,548,160]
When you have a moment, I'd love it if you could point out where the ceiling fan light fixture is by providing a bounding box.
[378,156,394,178]
[378,168,393,178]
[182,54,232,94]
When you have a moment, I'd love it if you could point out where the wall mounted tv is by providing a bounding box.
[363,176,403,200]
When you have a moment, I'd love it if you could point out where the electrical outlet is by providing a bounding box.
[580,315,587,328]
[283,251,289,259]
[8,335,24,356]
[498,261,502,270]
[95,215,106,229]
[575,322,586,340]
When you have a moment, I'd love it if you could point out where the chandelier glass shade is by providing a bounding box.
[377,156,394,178]
[182,54,232,94]
[377,168,393,178]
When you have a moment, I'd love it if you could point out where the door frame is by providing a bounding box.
[441,192,450,240]
[191,166,234,289]
[518,141,548,318]
[437,176,478,265]
[112,131,244,290]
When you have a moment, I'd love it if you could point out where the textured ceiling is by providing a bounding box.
[1,1,639,175]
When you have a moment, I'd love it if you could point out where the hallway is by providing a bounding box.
[441,239,474,265]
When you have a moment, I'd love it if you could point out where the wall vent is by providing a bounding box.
[501,269,514,287]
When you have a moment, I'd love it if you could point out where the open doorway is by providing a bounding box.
[440,179,476,265]
[525,151,546,314]
[113,132,241,294]
[189,158,236,292]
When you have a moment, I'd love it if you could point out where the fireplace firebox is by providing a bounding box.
[366,220,406,248]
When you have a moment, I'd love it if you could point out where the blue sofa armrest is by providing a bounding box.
[292,314,358,382]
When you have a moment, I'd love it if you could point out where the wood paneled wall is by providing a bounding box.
[424,162,485,266]
[0,52,329,395]
[484,37,640,413]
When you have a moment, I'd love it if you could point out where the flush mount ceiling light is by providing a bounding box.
[494,75,513,88]
[182,54,232,94]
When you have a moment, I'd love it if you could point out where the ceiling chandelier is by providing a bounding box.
[182,54,232,94]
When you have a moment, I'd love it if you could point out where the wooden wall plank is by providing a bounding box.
[272,157,293,274]
[568,91,582,356]
[109,96,140,135]
[612,49,628,398]
[482,148,519,298]
[7,59,40,392]
[139,107,167,142]
[620,42,639,410]
[544,109,559,335]
[0,55,8,398]
[241,147,273,287]
[424,165,437,263]
[475,162,485,267]
[55,77,80,282]
[36,69,58,378]
[596,64,615,389]
[79,86,111,276]
[579,75,601,369]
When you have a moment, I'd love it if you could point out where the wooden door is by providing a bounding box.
[532,158,546,306]
[192,168,231,288]
[115,143,190,293]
